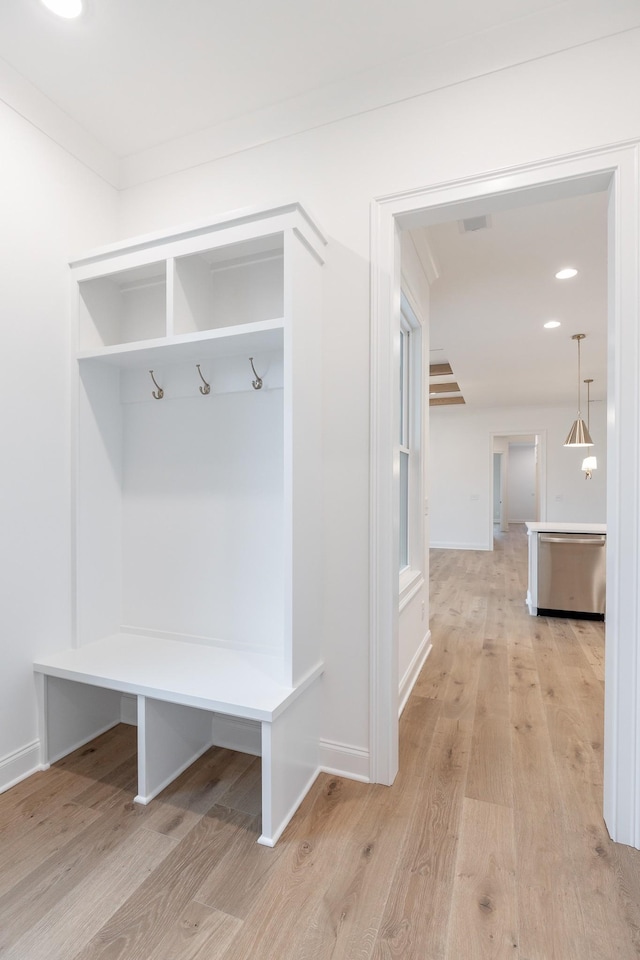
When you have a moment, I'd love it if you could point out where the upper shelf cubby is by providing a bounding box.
[70,203,327,362]
[78,261,167,351]
[173,234,284,335]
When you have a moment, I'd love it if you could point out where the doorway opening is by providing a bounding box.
[370,143,640,848]
[492,433,544,542]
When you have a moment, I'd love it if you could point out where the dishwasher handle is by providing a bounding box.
[539,535,606,545]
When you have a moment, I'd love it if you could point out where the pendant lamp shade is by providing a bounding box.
[564,334,594,448]
[565,417,593,447]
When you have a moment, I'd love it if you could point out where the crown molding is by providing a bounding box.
[0,54,118,187]
[1,1,639,191]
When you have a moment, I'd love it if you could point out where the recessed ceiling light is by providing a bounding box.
[555,267,578,280]
[544,320,561,329]
[41,0,83,18]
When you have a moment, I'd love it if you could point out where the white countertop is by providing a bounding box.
[526,521,606,535]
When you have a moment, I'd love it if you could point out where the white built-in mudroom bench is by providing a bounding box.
[34,203,326,847]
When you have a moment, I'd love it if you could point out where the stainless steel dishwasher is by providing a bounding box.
[537,531,606,619]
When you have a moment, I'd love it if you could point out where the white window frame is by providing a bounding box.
[398,292,424,605]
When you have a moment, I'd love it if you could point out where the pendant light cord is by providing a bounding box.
[577,335,582,418]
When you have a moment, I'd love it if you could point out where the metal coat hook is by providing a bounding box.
[249,357,263,390]
[196,364,210,395]
[149,370,164,400]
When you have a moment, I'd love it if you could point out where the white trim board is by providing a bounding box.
[319,739,370,783]
[0,740,43,795]
[370,141,640,848]
[399,632,432,717]
[430,542,491,551]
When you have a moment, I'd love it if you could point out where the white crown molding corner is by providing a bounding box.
[0,55,119,188]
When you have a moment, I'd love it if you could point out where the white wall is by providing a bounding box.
[0,102,117,789]
[2,26,637,789]
[430,402,607,549]
[508,444,536,523]
[113,30,637,764]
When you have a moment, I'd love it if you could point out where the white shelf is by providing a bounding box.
[34,633,321,722]
[37,203,327,846]
[77,318,284,368]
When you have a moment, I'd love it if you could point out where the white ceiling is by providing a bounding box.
[0,2,621,412]
[0,0,570,157]
[415,189,608,409]
[0,0,638,186]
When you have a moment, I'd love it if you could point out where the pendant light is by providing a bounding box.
[564,334,593,447]
[581,378,598,478]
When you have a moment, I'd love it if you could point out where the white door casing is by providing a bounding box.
[370,142,640,847]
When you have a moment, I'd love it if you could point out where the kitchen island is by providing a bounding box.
[526,520,607,619]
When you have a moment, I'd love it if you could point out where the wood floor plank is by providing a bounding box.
[397,692,443,780]
[216,776,382,960]
[71,755,139,811]
[0,724,133,838]
[72,806,258,960]
[290,698,448,960]
[547,616,594,671]
[145,900,243,960]
[193,815,284,920]
[570,617,606,680]
[0,800,102,899]
[440,627,484,723]
[0,800,151,953]
[445,797,519,959]
[412,628,456,700]
[142,745,256,840]
[2,824,176,960]
[373,715,472,959]
[465,638,513,807]
[216,755,262,817]
[1,526,638,960]
[508,632,588,960]
[287,779,421,960]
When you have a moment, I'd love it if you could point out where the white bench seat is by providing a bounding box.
[34,634,323,846]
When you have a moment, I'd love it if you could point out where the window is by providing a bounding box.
[399,321,410,571]
[398,294,423,584]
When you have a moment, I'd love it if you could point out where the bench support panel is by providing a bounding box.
[37,674,121,766]
[259,675,321,846]
[135,696,214,804]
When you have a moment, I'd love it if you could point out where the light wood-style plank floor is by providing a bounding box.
[3,525,640,959]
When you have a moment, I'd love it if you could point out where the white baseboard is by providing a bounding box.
[212,714,261,756]
[319,738,370,782]
[430,541,491,551]
[399,630,432,716]
[0,740,42,795]
[1,731,371,803]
